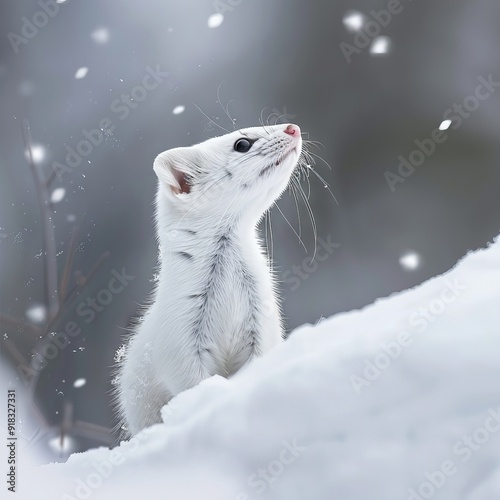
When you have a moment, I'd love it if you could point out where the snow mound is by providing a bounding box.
[28,236,500,499]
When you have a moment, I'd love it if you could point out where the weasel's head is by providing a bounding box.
[153,124,302,224]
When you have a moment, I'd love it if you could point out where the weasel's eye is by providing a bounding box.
[234,138,252,153]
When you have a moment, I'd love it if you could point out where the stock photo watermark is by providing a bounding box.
[349,277,467,395]
[340,0,412,63]
[59,425,156,500]
[408,406,500,499]
[6,389,17,493]
[236,440,306,499]
[283,236,340,292]
[7,0,71,54]
[52,65,171,180]
[18,267,134,384]
[213,0,243,15]
[385,74,500,192]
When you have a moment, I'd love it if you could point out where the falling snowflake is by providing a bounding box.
[73,378,86,388]
[399,252,420,271]
[74,67,89,80]
[439,120,452,131]
[25,144,46,163]
[91,28,109,44]
[26,304,47,323]
[48,435,75,454]
[114,345,127,363]
[342,10,367,32]
[50,187,66,203]
[370,36,393,56]
[208,13,224,28]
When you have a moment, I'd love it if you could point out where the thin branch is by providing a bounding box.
[2,338,29,367]
[73,421,115,445]
[60,400,74,453]
[0,314,43,337]
[22,119,59,321]
[45,168,58,189]
[63,250,111,307]
[59,225,79,301]
[45,251,111,334]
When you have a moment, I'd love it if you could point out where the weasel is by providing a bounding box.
[116,123,303,435]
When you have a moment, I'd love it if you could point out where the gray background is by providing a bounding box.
[1,0,499,460]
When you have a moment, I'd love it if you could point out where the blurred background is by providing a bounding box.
[1,0,499,462]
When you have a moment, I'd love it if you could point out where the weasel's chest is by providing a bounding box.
[190,255,262,371]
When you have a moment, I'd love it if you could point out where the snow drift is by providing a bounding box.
[24,235,500,499]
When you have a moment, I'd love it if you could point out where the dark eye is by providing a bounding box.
[234,138,252,153]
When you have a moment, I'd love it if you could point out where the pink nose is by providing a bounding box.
[284,124,301,137]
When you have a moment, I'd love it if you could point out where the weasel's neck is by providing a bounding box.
[158,216,261,260]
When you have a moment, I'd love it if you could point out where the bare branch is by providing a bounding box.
[2,338,29,368]
[45,168,58,189]
[45,251,111,333]
[73,421,115,445]
[22,119,59,321]
[59,225,79,301]
[0,314,43,337]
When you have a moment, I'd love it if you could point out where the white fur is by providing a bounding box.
[116,124,302,435]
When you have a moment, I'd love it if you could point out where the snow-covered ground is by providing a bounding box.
[21,235,500,499]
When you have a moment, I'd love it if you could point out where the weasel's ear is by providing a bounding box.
[153,148,194,195]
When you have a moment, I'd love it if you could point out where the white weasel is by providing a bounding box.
[117,123,303,435]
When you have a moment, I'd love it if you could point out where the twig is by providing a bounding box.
[73,421,115,445]
[45,169,58,188]
[0,314,43,337]
[60,400,74,454]
[22,119,59,321]
[44,251,111,335]
[2,338,29,368]
[59,225,79,301]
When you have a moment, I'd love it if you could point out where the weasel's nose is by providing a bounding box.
[284,124,301,137]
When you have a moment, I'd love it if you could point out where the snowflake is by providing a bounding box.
[114,344,127,363]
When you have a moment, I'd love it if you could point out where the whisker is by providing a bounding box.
[295,180,317,261]
[290,177,302,238]
[303,139,326,149]
[265,210,274,269]
[306,149,333,171]
[259,107,272,135]
[273,113,289,125]
[216,82,237,130]
[274,201,308,253]
[304,164,338,205]
[193,102,232,134]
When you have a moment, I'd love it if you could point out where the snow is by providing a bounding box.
[91,28,110,44]
[172,105,186,115]
[74,67,89,80]
[342,10,367,32]
[208,13,224,29]
[370,36,393,55]
[25,144,46,163]
[48,436,77,455]
[50,187,66,203]
[73,378,86,388]
[25,304,47,323]
[400,251,421,270]
[22,235,500,499]
[440,120,453,131]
